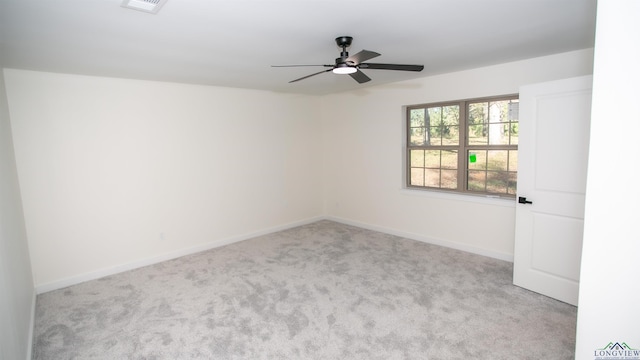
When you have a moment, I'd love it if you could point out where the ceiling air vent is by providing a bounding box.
[121,0,168,14]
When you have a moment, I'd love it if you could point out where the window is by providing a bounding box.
[407,95,519,197]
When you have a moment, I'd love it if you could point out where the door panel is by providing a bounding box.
[531,214,583,282]
[534,93,591,193]
[513,75,592,306]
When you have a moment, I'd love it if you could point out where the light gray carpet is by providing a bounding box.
[33,220,577,359]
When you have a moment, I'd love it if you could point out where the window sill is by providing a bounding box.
[399,188,516,208]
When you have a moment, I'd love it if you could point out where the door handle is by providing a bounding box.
[518,196,533,204]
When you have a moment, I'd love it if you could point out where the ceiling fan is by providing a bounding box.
[272,36,424,84]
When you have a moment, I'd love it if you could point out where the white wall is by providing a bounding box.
[4,48,596,294]
[4,70,323,290]
[322,49,594,260]
[575,1,640,358]
[0,70,35,359]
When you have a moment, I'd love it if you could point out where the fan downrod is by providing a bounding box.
[335,36,353,59]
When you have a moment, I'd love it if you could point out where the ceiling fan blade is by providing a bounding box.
[289,69,333,83]
[349,69,372,84]
[359,63,424,72]
[346,50,381,65]
[272,64,333,68]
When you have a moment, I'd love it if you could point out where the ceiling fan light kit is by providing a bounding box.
[273,36,424,84]
[332,63,357,74]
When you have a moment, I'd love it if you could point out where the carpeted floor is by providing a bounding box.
[33,220,577,359]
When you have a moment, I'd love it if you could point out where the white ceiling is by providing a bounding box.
[0,0,596,95]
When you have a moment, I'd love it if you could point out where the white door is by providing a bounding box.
[513,75,592,306]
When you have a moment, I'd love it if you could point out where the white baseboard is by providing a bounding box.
[26,290,35,360]
[35,214,512,294]
[35,216,324,294]
[324,215,514,263]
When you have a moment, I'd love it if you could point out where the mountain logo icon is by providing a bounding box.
[594,342,640,360]
[599,342,636,351]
